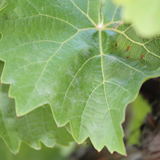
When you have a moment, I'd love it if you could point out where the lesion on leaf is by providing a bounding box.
[0,32,2,41]
[2,13,7,20]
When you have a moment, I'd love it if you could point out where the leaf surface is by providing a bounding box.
[0,0,7,11]
[0,0,160,154]
[0,62,73,154]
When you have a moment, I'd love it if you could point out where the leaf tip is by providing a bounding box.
[123,153,128,157]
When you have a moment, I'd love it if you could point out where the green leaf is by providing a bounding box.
[0,0,160,155]
[0,62,73,154]
[0,138,76,160]
[127,94,151,146]
[113,0,160,37]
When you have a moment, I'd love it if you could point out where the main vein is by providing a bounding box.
[99,28,110,110]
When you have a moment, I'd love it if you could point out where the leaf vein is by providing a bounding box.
[112,29,160,59]
[0,40,61,55]
[39,13,79,30]
[59,55,100,118]
[78,82,103,138]
[70,0,97,27]
[27,0,40,14]
[105,54,147,75]
[105,81,131,94]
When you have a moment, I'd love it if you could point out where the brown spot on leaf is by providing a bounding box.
[139,54,145,60]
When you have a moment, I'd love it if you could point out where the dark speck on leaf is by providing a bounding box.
[139,55,145,60]
[2,14,8,20]
[114,43,117,50]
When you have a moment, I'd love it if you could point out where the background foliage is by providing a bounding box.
[113,0,160,37]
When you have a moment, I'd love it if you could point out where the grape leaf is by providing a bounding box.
[0,0,160,155]
[0,62,74,154]
[113,0,160,37]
